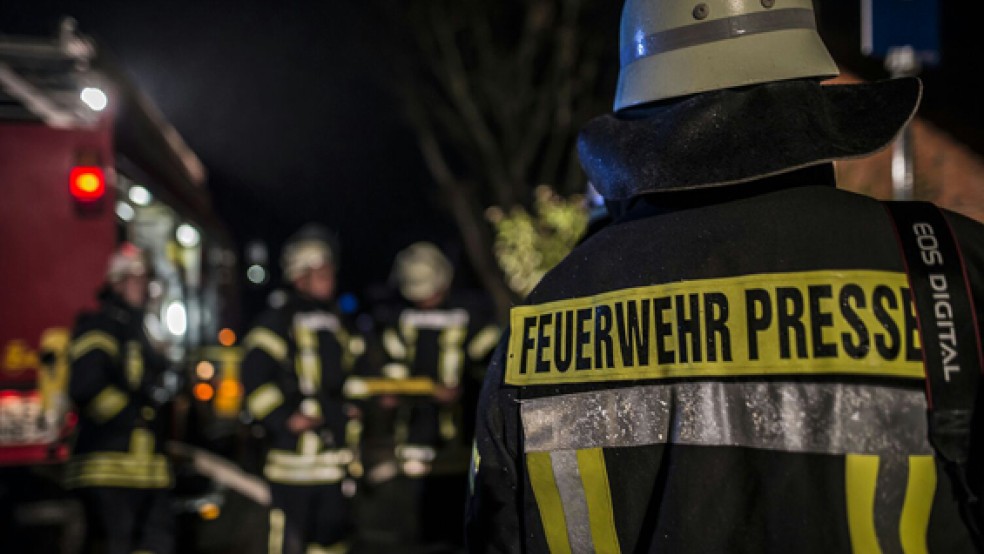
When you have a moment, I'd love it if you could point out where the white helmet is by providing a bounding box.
[393,242,453,303]
[615,0,838,111]
[281,224,338,282]
[106,243,149,283]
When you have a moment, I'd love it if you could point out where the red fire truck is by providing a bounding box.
[0,19,240,467]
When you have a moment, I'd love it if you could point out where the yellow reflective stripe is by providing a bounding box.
[264,462,346,484]
[469,440,480,495]
[439,408,456,441]
[69,331,119,361]
[125,341,143,389]
[400,323,418,363]
[247,383,284,420]
[506,270,923,386]
[300,398,322,419]
[294,324,317,349]
[899,455,936,554]
[87,386,128,422]
[576,448,621,553]
[334,327,357,372]
[439,326,466,386]
[130,428,154,456]
[382,329,407,359]
[268,448,354,467]
[342,376,437,399]
[298,431,320,455]
[527,452,573,554]
[64,452,170,489]
[846,454,883,554]
[269,508,285,554]
[243,327,289,363]
[346,419,363,450]
[468,325,501,360]
[265,448,352,485]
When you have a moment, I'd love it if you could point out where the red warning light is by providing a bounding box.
[69,166,106,202]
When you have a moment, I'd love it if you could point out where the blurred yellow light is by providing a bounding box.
[218,328,236,347]
[195,361,215,381]
[217,379,242,397]
[77,173,101,193]
[199,502,221,520]
[193,383,214,402]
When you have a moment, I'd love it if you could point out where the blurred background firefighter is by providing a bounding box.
[67,243,178,554]
[241,224,362,554]
[347,242,499,552]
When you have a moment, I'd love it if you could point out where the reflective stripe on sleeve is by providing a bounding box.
[87,386,128,422]
[243,327,289,363]
[467,325,501,360]
[247,383,284,420]
[124,341,144,390]
[382,329,407,359]
[69,331,119,361]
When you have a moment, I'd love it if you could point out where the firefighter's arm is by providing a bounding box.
[68,329,134,426]
[241,326,298,432]
[466,333,523,553]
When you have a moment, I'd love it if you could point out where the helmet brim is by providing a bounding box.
[579,77,922,200]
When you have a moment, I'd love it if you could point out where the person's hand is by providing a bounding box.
[433,385,460,404]
[287,412,323,434]
[377,395,400,409]
[345,404,363,419]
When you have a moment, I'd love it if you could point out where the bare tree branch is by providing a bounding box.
[369,0,619,316]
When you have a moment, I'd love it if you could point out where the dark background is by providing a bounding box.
[2,0,982,310]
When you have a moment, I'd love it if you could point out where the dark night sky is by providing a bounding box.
[3,1,984,307]
[1,0,457,300]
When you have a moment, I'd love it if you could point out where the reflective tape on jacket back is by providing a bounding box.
[505,270,924,386]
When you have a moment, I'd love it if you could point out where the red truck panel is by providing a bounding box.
[0,119,116,387]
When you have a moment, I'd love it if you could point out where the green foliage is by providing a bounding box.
[488,185,588,296]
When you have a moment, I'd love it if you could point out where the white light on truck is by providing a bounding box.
[165,302,187,336]
[80,87,108,111]
[176,224,201,248]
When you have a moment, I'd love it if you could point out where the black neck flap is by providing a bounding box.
[578,78,921,200]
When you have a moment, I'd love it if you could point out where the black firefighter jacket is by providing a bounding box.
[242,293,360,486]
[66,291,171,489]
[466,169,984,553]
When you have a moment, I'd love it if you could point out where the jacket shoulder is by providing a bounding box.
[249,306,291,335]
[71,308,120,338]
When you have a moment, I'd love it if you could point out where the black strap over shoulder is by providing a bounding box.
[884,201,983,548]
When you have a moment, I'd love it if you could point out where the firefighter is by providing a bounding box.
[348,242,499,549]
[242,224,359,554]
[466,1,984,552]
[67,243,175,554]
